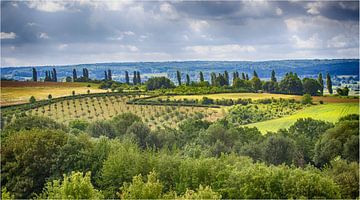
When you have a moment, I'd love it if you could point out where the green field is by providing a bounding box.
[158,93,358,103]
[245,103,359,133]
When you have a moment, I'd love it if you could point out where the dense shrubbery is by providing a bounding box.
[1,113,358,199]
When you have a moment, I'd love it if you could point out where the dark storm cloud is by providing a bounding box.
[1,1,359,66]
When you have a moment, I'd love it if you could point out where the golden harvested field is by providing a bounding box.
[1,81,106,106]
[157,93,358,103]
[26,95,224,129]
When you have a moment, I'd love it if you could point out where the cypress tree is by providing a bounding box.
[210,72,216,86]
[326,73,333,94]
[253,70,258,78]
[32,68,37,81]
[246,74,249,80]
[242,73,246,80]
[186,74,190,86]
[73,69,77,82]
[271,70,277,82]
[136,71,141,84]
[318,73,324,95]
[176,70,182,86]
[52,68,57,82]
[125,71,129,84]
[224,71,229,85]
[199,71,204,82]
[108,69,112,81]
[104,71,108,80]
[133,71,137,85]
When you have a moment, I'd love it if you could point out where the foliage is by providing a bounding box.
[37,171,104,199]
[314,117,359,166]
[279,72,303,95]
[301,93,312,104]
[302,78,321,96]
[1,128,68,198]
[1,188,14,200]
[262,135,296,165]
[145,77,175,90]
[324,159,359,199]
[87,120,116,138]
[179,185,221,199]
[29,96,36,104]
[112,113,142,136]
[69,119,89,131]
[119,171,163,199]
[336,87,349,96]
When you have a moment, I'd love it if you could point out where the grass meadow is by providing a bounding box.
[246,102,359,133]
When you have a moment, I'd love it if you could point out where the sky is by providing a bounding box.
[1,0,359,67]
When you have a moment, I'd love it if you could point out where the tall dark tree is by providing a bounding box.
[44,71,49,81]
[271,70,277,82]
[32,68,37,82]
[104,71,108,80]
[224,71,229,86]
[326,73,333,94]
[279,72,303,95]
[210,72,216,86]
[52,68,57,82]
[318,73,324,95]
[199,71,204,82]
[108,70,112,81]
[72,69,77,82]
[176,70,182,86]
[82,68,89,80]
[133,71,137,85]
[136,71,141,84]
[253,70,258,78]
[242,73,246,80]
[186,74,190,86]
[125,71,130,84]
[245,74,249,80]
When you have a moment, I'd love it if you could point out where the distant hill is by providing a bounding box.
[1,59,358,82]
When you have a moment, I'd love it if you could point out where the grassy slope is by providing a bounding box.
[1,82,105,106]
[245,103,359,133]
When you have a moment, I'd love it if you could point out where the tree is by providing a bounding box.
[214,74,227,87]
[176,70,182,86]
[104,71,108,80]
[241,73,246,80]
[199,71,204,82]
[72,90,75,96]
[108,69,112,81]
[233,78,248,88]
[271,70,277,82]
[224,71,229,86]
[210,72,216,86]
[326,73,333,94]
[48,94,52,100]
[186,74,190,86]
[245,74,249,80]
[125,71,130,84]
[262,135,296,165]
[126,122,150,148]
[145,77,174,90]
[87,120,116,138]
[251,76,262,91]
[72,69,77,81]
[314,118,359,166]
[179,185,221,199]
[52,68,57,82]
[32,68,37,81]
[1,128,68,198]
[119,171,163,199]
[136,71,141,84]
[65,76,72,82]
[336,87,349,96]
[262,81,278,93]
[111,113,142,137]
[38,171,103,199]
[279,72,303,95]
[302,78,321,96]
[318,73,324,95]
[301,94,313,104]
[29,96,36,104]
[253,70,258,78]
[133,71,137,85]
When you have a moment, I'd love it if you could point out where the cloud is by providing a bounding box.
[185,44,256,54]
[38,32,49,39]
[189,20,209,33]
[1,32,16,39]
[58,44,68,50]
[26,1,67,12]
[291,34,322,49]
